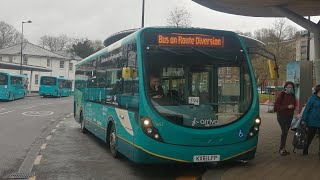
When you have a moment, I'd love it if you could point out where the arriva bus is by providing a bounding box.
[0,72,27,101]
[39,76,72,97]
[74,27,267,163]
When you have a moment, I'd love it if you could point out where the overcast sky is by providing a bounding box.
[1,0,319,44]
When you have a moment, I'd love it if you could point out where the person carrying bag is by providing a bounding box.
[274,81,296,156]
[301,84,320,159]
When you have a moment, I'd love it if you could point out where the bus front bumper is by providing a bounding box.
[0,91,9,100]
[117,133,258,164]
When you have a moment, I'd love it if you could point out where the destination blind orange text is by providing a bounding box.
[158,34,224,47]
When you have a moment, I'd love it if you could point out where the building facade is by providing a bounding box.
[0,42,82,92]
[296,31,315,61]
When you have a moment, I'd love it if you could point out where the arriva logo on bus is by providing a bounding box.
[192,118,219,127]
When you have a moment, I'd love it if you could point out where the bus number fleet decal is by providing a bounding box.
[188,97,199,105]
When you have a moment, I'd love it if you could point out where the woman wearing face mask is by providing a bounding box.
[274,81,296,156]
[301,84,320,157]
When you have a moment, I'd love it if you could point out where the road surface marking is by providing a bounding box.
[56,124,60,128]
[33,155,42,165]
[40,143,47,150]
[51,129,56,133]
[20,106,36,109]
[46,135,52,140]
[22,111,54,116]
[0,110,14,115]
[66,113,73,118]
[29,176,36,180]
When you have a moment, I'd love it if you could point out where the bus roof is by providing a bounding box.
[0,72,27,78]
[41,76,70,81]
[76,27,242,67]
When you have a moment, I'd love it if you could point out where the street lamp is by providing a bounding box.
[20,20,32,75]
[141,0,145,28]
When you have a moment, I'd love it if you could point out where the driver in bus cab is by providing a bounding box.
[149,74,164,99]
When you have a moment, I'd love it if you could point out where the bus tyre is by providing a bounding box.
[80,114,87,134]
[109,123,119,158]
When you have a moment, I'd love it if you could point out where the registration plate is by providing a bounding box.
[193,155,220,162]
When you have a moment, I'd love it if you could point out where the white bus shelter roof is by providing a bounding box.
[0,61,52,72]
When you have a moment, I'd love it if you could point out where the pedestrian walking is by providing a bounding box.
[274,81,296,156]
[301,84,320,158]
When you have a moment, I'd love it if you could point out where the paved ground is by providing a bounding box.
[2,96,319,180]
[203,105,320,180]
[32,116,208,180]
[0,96,72,179]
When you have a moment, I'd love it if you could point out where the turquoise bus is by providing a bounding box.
[39,76,72,97]
[0,72,27,101]
[74,27,263,164]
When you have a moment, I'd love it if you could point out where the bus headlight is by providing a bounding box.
[143,119,150,126]
[247,117,261,139]
[140,117,163,142]
[147,128,153,134]
[255,118,261,125]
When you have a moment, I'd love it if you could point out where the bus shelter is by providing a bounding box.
[0,61,52,92]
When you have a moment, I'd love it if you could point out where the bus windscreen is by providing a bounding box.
[0,74,8,85]
[41,77,56,86]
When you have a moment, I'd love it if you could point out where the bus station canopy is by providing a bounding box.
[192,0,320,17]
[0,61,52,72]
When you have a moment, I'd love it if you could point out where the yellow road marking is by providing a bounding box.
[29,176,36,180]
[34,155,42,165]
[175,176,199,180]
[40,143,47,150]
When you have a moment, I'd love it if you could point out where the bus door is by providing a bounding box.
[10,76,23,98]
[16,77,24,98]
[83,76,97,133]
[0,73,9,99]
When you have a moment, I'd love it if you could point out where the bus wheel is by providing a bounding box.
[80,113,87,133]
[109,123,119,158]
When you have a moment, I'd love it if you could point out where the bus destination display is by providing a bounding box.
[158,33,224,47]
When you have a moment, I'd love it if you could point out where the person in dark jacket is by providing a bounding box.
[274,81,296,156]
[148,74,164,99]
[301,84,320,158]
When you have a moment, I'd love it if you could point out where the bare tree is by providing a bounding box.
[39,35,71,51]
[166,7,191,27]
[90,40,104,52]
[0,21,23,49]
[251,18,298,87]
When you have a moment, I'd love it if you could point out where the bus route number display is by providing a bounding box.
[158,33,224,47]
